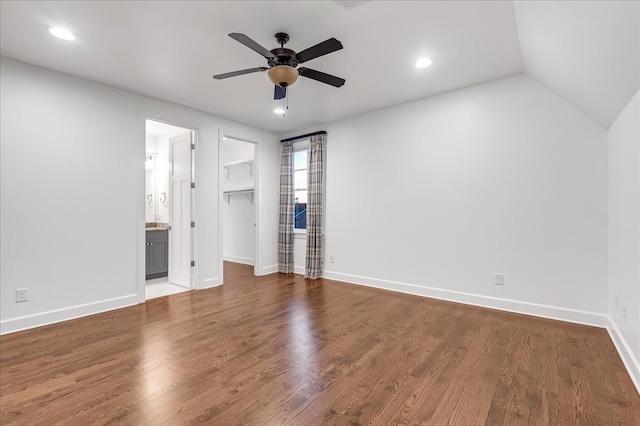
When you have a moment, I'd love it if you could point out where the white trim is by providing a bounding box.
[217,129,225,287]
[224,256,255,266]
[0,294,139,335]
[321,270,609,328]
[201,277,221,289]
[606,318,640,394]
[294,265,305,275]
[259,265,279,275]
[191,128,199,291]
[136,111,147,304]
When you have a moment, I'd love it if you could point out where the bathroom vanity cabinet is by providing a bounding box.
[146,229,168,279]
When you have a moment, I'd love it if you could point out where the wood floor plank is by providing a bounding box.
[1,262,638,425]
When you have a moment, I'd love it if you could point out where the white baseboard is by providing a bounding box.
[294,265,305,275]
[223,255,254,266]
[321,271,609,328]
[201,276,221,289]
[0,294,139,335]
[606,318,640,394]
[259,264,278,275]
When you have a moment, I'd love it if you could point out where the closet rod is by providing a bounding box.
[280,130,326,143]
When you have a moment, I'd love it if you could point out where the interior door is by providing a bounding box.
[169,131,192,288]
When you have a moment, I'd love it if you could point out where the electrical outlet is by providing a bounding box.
[16,288,28,303]
[495,273,504,286]
[623,303,627,322]
[615,293,619,311]
[329,255,335,264]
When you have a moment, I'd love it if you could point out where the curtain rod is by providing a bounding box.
[280,130,326,143]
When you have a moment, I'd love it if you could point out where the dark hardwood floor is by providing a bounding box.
[1,262,638,425]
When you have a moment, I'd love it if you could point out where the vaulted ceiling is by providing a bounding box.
[1,1,637,132]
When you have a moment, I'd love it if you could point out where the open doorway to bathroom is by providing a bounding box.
[145,119,195,299]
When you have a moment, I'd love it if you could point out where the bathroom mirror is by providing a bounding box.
[145,151,170,224]
[145,153,158,222]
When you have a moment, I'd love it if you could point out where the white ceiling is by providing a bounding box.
[0,1,637,132]
[514,1,639,128]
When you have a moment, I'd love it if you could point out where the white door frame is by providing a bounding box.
[139,114,198,302]
[218,130,260,285]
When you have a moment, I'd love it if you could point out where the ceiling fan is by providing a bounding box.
[213,32,346,100]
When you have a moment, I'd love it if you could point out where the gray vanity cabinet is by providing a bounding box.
[146,230,168,279]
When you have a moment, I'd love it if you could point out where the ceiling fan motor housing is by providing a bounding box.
[268,47,297,68]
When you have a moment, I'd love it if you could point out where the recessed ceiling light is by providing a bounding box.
[274,108,285,115]
[415,57,432,68]
[49,27,75,41]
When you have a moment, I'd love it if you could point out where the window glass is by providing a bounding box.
[294,149,307,170]
[293,149,307,230]
[294,170,307,190]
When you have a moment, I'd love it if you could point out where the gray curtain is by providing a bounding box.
[305,134,326,279]
[278,143,294,273]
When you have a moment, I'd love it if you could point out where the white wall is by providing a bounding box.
[222,138,255,164]
[281,73,608,322]
[223,188,256,265]
[608,90,640,381]
[294,235,306,275]
[0,57,279,333]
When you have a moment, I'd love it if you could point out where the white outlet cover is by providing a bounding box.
[15,288,28,302]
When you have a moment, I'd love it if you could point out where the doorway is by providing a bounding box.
[221,137,258,275]
[145,119,195,299]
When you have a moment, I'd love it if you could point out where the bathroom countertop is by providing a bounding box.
[145,223,169,231]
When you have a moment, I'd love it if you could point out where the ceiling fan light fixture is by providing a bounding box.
[268,65,298,87]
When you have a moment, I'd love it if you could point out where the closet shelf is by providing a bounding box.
[223,159,253,167]
[223,160,253,178]
[223,188,254,204]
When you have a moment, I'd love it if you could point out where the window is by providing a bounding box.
[293,148,307,230]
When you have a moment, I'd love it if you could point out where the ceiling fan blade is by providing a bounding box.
[274,85,287,100]
[295,38,343,63]
[229,33,276,59]
[213,67,268,80]
[298,68,346,87]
